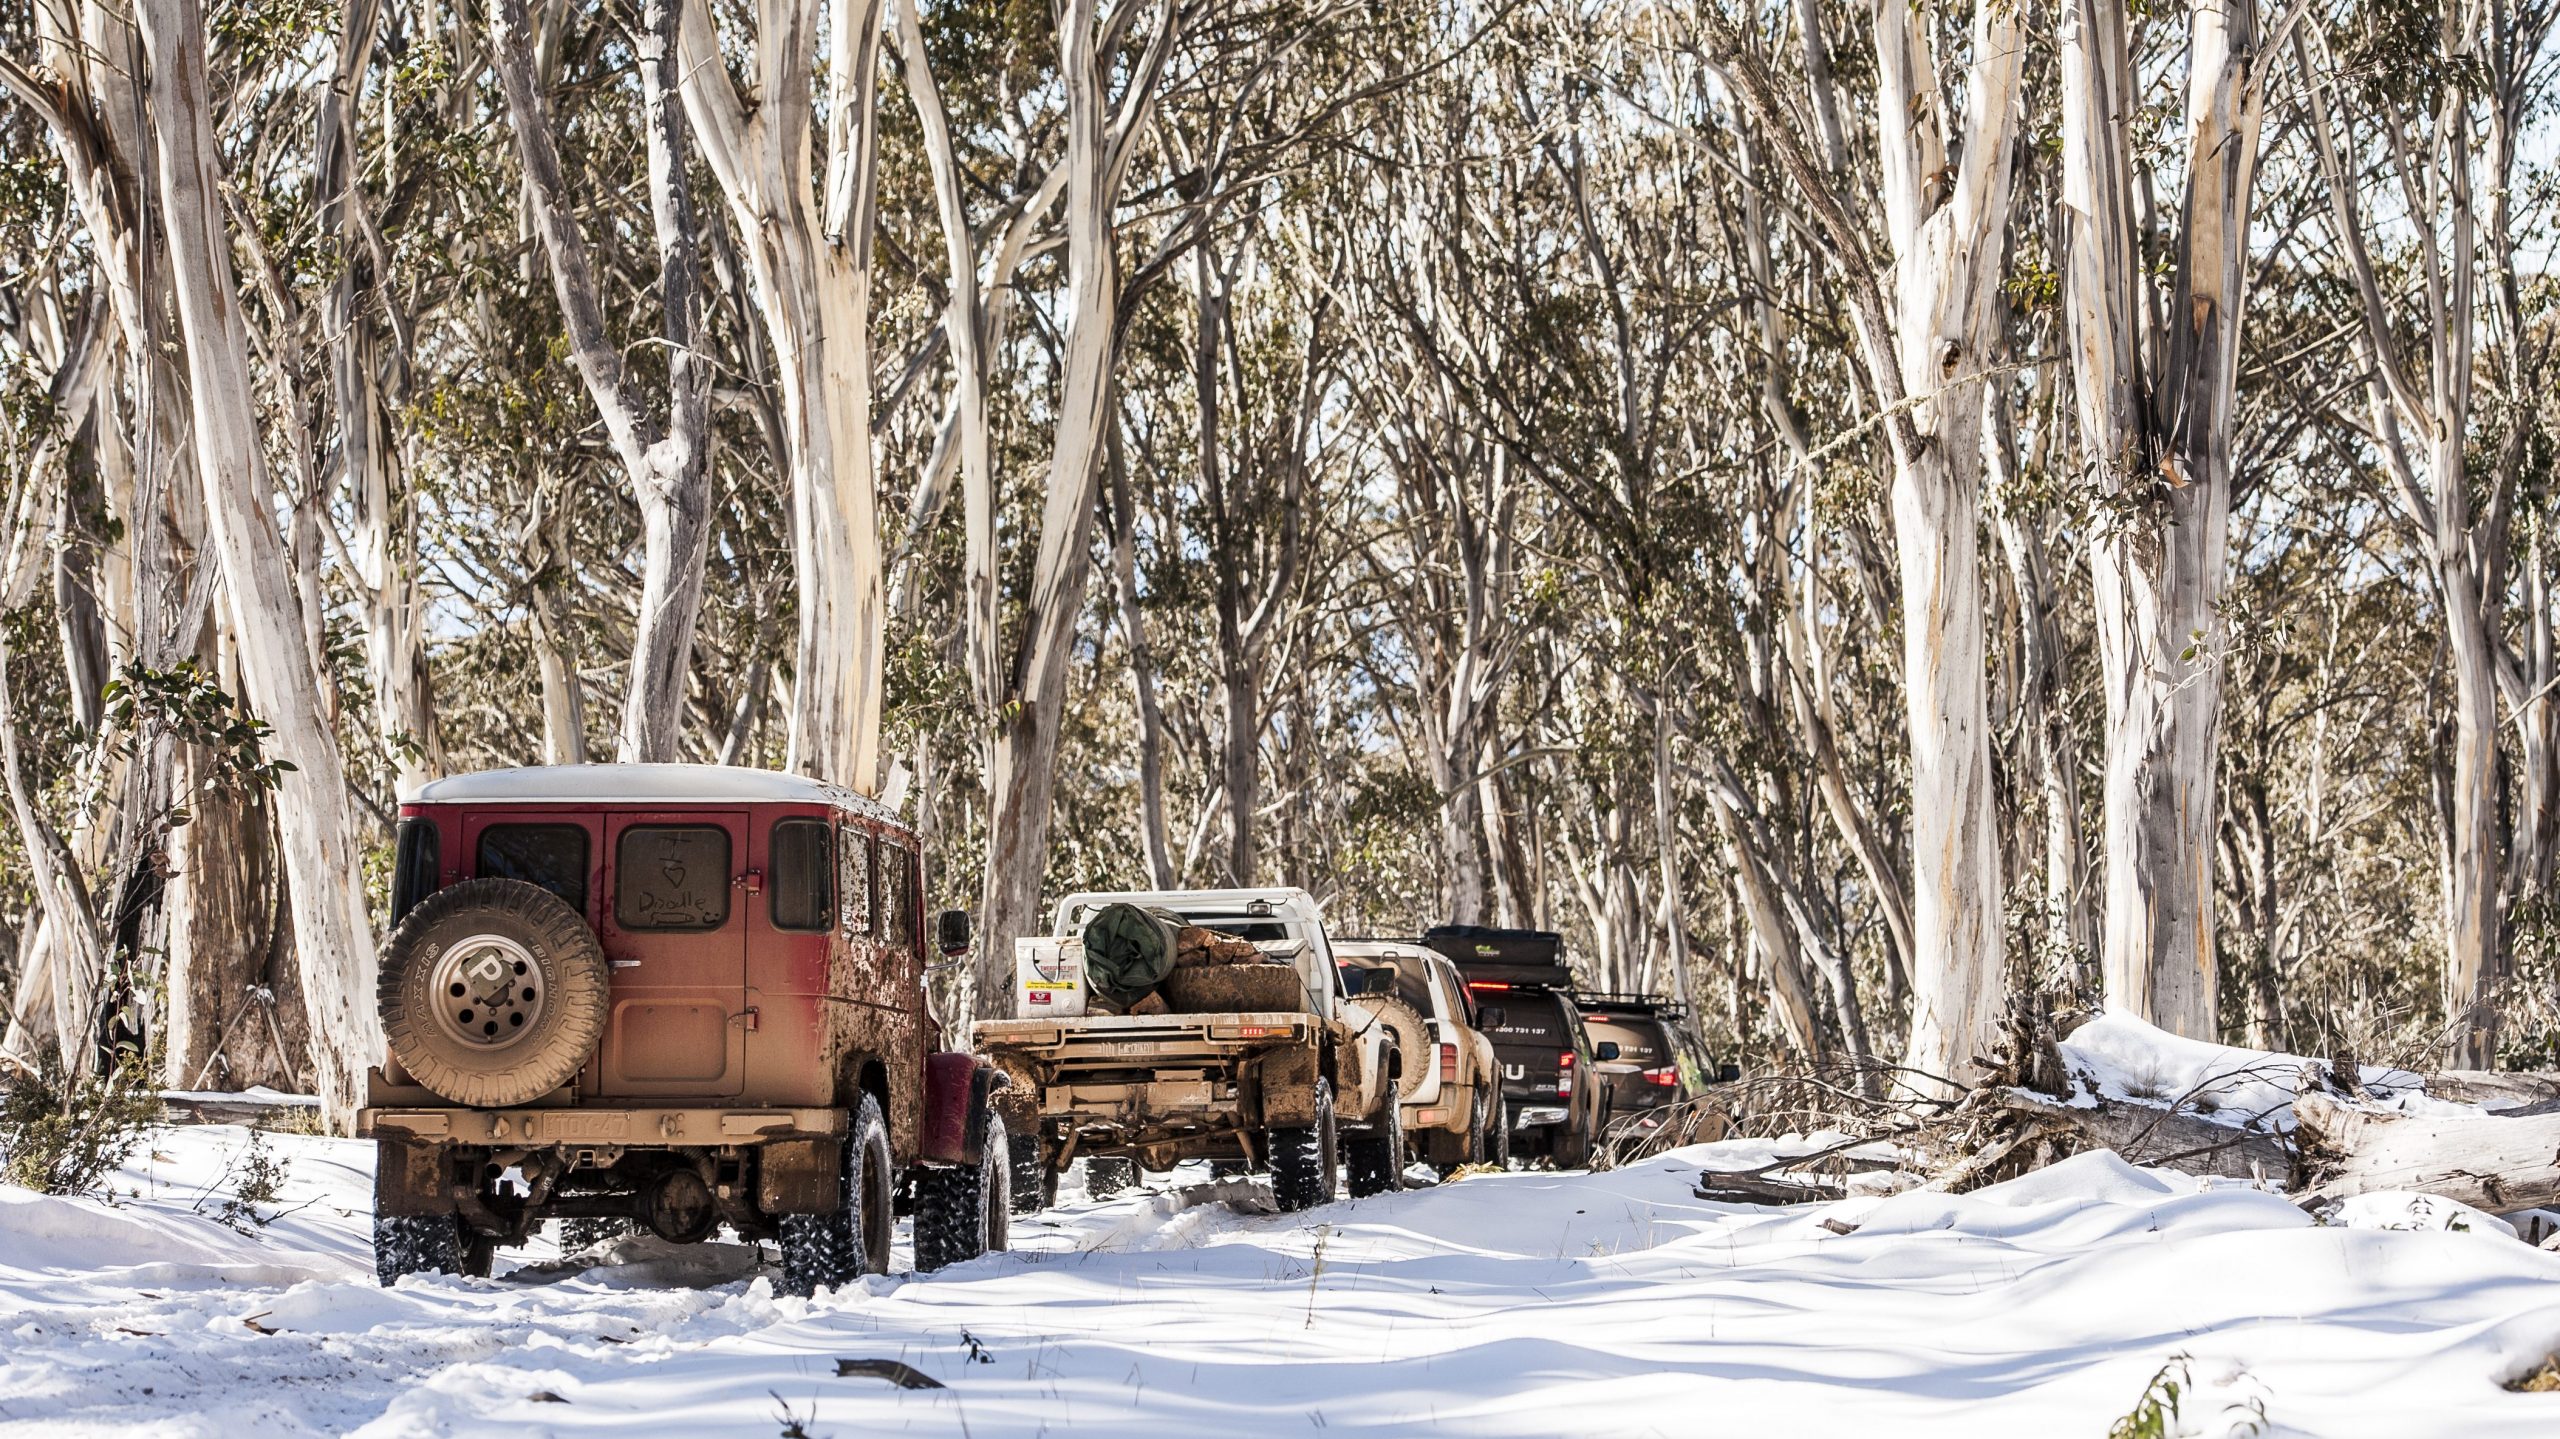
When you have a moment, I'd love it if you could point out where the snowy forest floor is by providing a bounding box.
[5,1124,2560,1437]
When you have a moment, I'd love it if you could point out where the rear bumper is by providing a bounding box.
[357,1105,845,1148]
[972,1011,1313,1056]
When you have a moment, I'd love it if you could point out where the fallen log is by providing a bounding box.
[1693,1171,1845,1205]
[1985,1089,2293,1183]
[2295,1091,2560,1212]
[159,1089,322,1129]
[2418,1070,2560,1112]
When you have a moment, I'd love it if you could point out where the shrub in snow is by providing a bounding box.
[0,1051,158,1195]
[205,1130,292,1232]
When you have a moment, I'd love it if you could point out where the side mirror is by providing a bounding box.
[1594,1041,1621,1062]
[934,908,972,956]
[1714,1062,1742,1084]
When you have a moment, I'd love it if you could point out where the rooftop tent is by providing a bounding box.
[1421,924,1575,989]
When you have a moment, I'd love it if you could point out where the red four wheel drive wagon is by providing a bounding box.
[356,764,1008,1292]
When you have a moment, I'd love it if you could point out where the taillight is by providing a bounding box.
[1644,1066,1678,1088]
[1557,1050,1576,1068]
[1468,980,1511,992]
[1557,1049,1574,1096]
[1438,1043,1457,1083]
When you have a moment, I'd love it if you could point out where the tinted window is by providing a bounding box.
[770,819,833,932]
[840,827,873,933]
[476,823,588,913]
[1343,958,1435,1015]
[615,825,731,931]
[1480,992,1567,1045]
[1180,917,1290,942]
[1583,1017,1669,1065]
[878,843,915,950]
[392,818,440,922]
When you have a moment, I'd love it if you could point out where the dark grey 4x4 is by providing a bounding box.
[1421,926,1610,1168]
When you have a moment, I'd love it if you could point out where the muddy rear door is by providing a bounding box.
[594,812,750,1098]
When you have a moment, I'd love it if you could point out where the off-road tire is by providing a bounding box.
[915,1113,1011,1272]
[1006,1132,1050,1216]
[1084,1155,1138,1201]
[1349,995,1432,1101]
[1558,1104,1592,1169]
[559,1217,632,1253]
[1267,1076,1339,1213]
[1463,1088,1492,1166]
[1345,1089,1404,1198]
[375,1213,469,1285]
[778,1093,893,1295]
[378,878,609,1108]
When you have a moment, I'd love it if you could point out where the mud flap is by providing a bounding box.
[920,1052,1008,1165]
[758,1137,843,1214]
[1251,1047,1323,1129]
[373,1136,453,1216]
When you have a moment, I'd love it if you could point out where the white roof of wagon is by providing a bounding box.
[403,764,897,820]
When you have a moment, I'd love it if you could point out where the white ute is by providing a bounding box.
[972,887,1404,1212]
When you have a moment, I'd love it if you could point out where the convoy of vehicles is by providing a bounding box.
[359,768,1718,1284]
[358,765,1009,1293]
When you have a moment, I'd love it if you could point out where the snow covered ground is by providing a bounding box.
[5,1122,2560,1437]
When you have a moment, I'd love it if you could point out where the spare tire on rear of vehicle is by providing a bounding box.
[1349,993,1431,1101]
[379,878,610,1108]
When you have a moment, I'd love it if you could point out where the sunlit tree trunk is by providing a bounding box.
[492,0,714,765]
[976,0,1179,1017]
[2059,0,2265,1037]
[136,0,382,1122]
[676,0,887,788]
[1715,1,2023,1089]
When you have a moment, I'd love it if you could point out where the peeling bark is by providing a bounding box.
[136,0,382,1122]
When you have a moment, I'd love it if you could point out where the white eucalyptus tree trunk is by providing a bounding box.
[492,0,714,766]
[2304,5,2505,1064]
[979,0,1122,1014]
[1874,2,2023,1089]
[975,0,1179,1015]
[322,0,437,794]
[135,0,382,1122]
[889,0,998,716]
[676,0,887,789]
[2058,0,2266,1037]
[1713,1,2022,1088]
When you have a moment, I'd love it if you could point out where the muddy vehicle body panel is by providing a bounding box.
[359,765,994,1279]
[975,888,1397,1184]
[1334,940,1500,1166]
